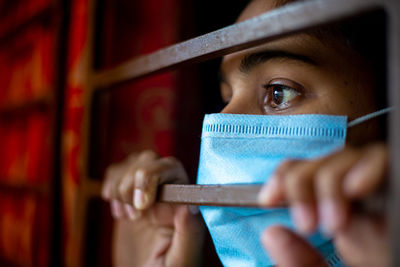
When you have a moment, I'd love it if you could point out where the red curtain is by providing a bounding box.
[0,0,55,266]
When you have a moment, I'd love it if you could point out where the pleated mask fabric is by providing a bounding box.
[197,113,347,267]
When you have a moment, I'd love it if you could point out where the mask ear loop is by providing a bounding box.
[347,107,394,128]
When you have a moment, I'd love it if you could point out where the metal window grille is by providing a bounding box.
[76,0,400,266]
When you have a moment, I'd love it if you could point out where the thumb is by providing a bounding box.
[262,225,328,267]
[166,205,205,267]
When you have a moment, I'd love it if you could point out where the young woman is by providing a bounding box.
[102,0,389,266]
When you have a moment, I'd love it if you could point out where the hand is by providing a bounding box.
[258,143,389,267]
[102,150,204,267]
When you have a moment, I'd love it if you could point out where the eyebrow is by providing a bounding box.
[218,50,317,84]
[239,50,317,74]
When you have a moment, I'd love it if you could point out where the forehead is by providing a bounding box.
[222,0,299,72]
[221,0,365,79]
[237,0,278,22]
[221,35,320,76]
[220,32,358,80]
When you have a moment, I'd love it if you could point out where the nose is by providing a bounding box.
[221,101,242,114]
[221,97,244,114]
[220,97,261,115]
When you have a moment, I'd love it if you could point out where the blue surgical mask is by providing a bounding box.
[197,109,391,267]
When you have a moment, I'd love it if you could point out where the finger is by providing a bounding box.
[343,143,388,198]
[137,149,158,161]
[115,150,159,204]
[102,179,112,200]
[334,215,388,267]
[126,152,139,163]
[111,200,127,219]
[258,159,299,206]
[109,163,136,201]
[102,163,126,200]
[133,157,189,210]
[261,225,327,267]
[118,171,135,204]
[315,148,362,235]
[167,205,205,267]
[284,159,327,234]
[123,204,142,221]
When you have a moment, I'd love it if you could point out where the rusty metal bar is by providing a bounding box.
[92,0,383,89]
[158,184,265,207]
[88,180,267,207]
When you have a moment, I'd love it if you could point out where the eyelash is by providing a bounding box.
[219,79,304,113]
[263,82,302,110]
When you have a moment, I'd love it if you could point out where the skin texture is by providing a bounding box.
[102,0,389,266]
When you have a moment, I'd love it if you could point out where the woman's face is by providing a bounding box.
[219,0,380,145]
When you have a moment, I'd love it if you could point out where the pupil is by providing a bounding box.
[272,87,284,104]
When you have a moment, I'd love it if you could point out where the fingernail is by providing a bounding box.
[134,189,148,210]
[101,186,110,199]
[343,160,367,196]
[124,204,139,220]
[111,200,123,218]
[319,199,344,236]
[290,203,315,234]
[135,169,145,181]
[189,205,199,215]
[258,176,278,205]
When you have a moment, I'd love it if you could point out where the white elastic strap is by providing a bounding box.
[347,107,394,128]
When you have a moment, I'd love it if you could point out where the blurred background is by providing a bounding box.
[0,0,250,266]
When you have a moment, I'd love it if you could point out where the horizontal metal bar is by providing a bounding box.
[158,184,265,207]
[157,184,387,213]
[87,179,270,207]
[89,179,384,210]
[92,0,383,89]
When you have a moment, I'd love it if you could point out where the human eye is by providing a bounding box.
[263,79,302,111]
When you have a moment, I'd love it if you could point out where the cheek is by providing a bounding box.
[345,92,377,122]
[313,75,376,119]
[220,82,265,115]
[328,64,377,119]
[334,82,381,145]
[293,87,354,116]
[314,88,380,145]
